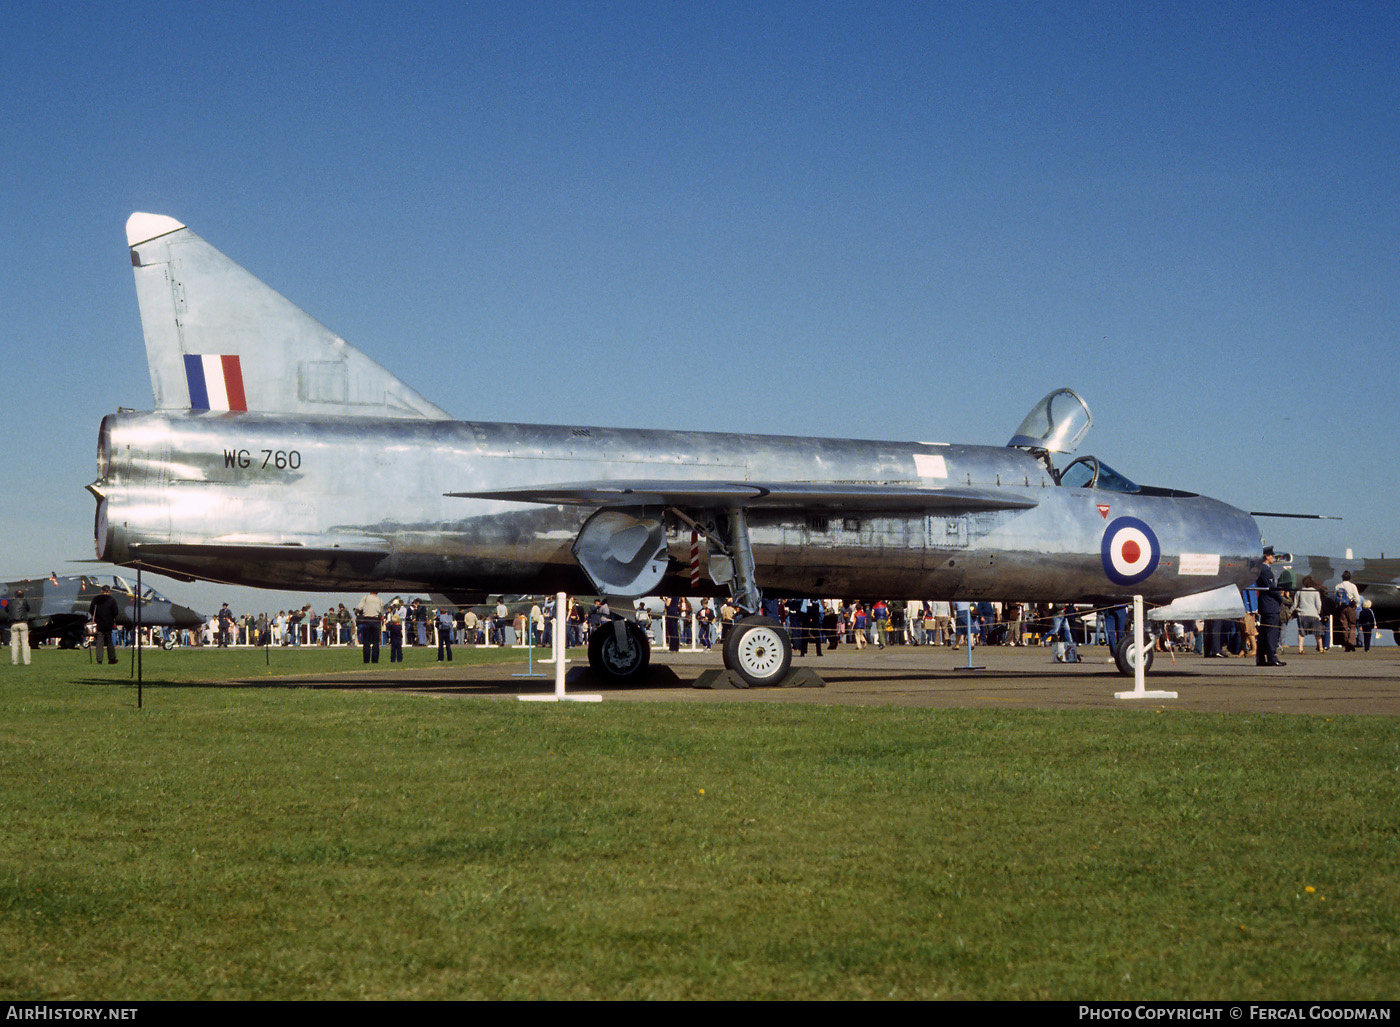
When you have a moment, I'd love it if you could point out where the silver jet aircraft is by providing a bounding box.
[90,213,1262,685]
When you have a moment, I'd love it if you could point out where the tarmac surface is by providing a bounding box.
[255,641,1400,716]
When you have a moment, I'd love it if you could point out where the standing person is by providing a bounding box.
[217,602,235,647]
[355,591,384,664]
[931,599,953,646]
[1254,547,1288,667]
[920,602,937,647]
[387,602,405,662]
[906,599,925,646]
[437,607,455,661]
[1203,619,1229,658]
[88,584,121,664]
[1239,582,1258,658]
[804,598,824,657]
[665,596,682,653]
[679,598,693,647]
[786,598,806,655]
[413,599,430,647]
[977,600,996,646]
[1054,602,1080,661]
[1334,572,1361,652]
[1002,602,1022,647]
[872,600,889,648]
[1295,578,1324,653]
[9,589,32,666]
[697,599,715,650]
[634,601,654,644]
[719,598,737,645]
[495,598,510,646]
[1103,604,1127,655]
[1358,601,1376,653]
[568,600,584,647]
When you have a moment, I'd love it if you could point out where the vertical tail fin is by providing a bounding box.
[126,213,451,419]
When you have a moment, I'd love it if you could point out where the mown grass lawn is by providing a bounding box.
[1,648,1395,999]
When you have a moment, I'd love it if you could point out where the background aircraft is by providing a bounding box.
[1,574,204,649]
[90,213,1263,685]
[1276,554,1400,645]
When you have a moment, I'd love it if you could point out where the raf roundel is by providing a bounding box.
[1101,516,1160,586]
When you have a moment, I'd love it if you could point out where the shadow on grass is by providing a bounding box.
[74,664,692,696]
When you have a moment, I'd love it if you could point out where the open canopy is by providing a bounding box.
[1007,388,1093,455]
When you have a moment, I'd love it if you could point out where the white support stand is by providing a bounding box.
[688,612,700,652]
[1116,594,1177,700]
[520,593,600,702]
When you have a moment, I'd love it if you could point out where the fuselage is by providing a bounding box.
[92,410,1261,603]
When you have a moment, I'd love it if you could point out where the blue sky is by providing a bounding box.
[3,1,1397,617]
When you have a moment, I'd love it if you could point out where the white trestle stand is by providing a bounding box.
[1115,594,1177,700]
[520,592,600,702]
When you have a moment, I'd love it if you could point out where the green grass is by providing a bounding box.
[1,648,1396,999]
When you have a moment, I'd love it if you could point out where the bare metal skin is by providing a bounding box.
[91,214,1263,682]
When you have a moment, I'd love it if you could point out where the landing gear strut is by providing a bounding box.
[708,506,793,687]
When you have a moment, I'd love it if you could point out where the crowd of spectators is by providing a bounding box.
[76,592,1374,656]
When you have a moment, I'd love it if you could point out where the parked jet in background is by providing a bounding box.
[1,573,204,648]
[90,213,1263,685]
[1276,554,1400,645]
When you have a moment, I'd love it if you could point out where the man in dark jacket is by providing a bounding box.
[89,585,121,664]
[1255,547,1288,667]
[217,603,235,647]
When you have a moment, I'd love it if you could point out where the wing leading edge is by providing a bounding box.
[447,480,1039,513]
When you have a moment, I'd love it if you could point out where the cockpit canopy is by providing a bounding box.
[1057,455,1140,494]
[1006,389,1198,497]
[1007,388,1093,455]
[83,574,173,603]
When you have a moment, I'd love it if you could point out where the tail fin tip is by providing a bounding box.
[126,213,185,248]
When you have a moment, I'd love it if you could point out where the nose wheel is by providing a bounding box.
[1113,633,1155,675]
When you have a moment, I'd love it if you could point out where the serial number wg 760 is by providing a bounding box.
[222,449,302,470]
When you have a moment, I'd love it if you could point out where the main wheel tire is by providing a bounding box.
[723,616,793,687]
[1114,633,1155,675]
[588,619,652,682]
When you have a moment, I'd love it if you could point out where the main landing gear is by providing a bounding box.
[578,502,797,688]
[707,507,794,687]
[588,617,652,683]
[722,616,792,688]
